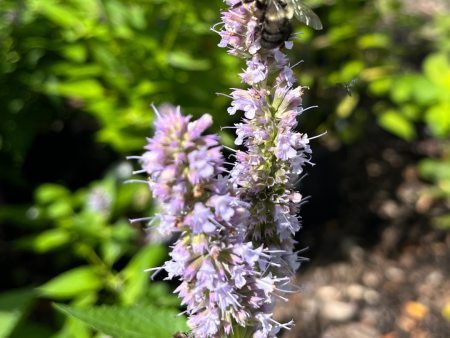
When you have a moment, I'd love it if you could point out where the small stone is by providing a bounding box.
[379,200,401,219]
[396,315,416,332]
[410,329,431,338]
[360,308,382,326]
[321,323,379,338]
[302,298,320,316]
[378,333,398,338]
[385,266,405,282]
[320,300,357,322]
[364,289,380,305]
[425,270,443,287]
[363,271,381,288]
[346,284,365,301]
[316,286,341,301]
[405,301,429,320]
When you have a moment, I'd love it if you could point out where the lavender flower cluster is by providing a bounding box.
[128,1,320,338]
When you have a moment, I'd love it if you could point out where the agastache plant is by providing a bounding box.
[127,1,322,338]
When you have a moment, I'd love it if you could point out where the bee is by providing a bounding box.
[336,78,358,97]
[172,332,194,338]
[232,0,323,49]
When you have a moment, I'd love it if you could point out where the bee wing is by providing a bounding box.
[349,78,358,87]
[288,0,323,30]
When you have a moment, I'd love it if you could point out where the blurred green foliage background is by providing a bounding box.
[0,0,449,337]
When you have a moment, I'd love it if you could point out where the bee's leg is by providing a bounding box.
[231,0,255,9]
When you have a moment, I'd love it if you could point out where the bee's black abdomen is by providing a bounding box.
[260,19,292,49]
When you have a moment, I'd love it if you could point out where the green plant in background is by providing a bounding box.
[4,165,189,337]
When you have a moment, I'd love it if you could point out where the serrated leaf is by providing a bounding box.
[0,288,35,338]
[54,303,188,338]
[38,266,103,300]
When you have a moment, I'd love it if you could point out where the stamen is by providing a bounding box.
[223,145,237,153]
[124,179,149,185]
[259,259,281,267]
[150,102,162,119]
[295,247,310,254]
[216,92,233,99]
[126,156,142,160]
[290,60,304,69]
[175,310,188,318]
[150,267,164,280]
[263,250,287,254]
[132,169,147,175]
[269,318,293,330]
[293,173,308,186]
[271,292,289,302]
[143,266,161,272]
[308,131,327,140]
[300,105,318,113]
[129,216,155,224]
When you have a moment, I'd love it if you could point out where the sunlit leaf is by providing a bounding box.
[45,79,104,99]
[423,53,450,89]
[121,245,166,305]
[35,184,71,204]
[425,103,450,139]
[336,95,359,119]
[357,33,390,49]
[38,266,103,299]
[418,159,450,182]
[54,303,189,338]
[378,109,416,141]
[15,228,72,253]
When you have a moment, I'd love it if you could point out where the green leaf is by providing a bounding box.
[423,53,450,89]
[37,2,83,29]
[0,288,35,338]
[432,214,450,230]
[54,303,188,338]
[60,44,88,63]
[418,159,450,182]
[35,184,71,204]
[336,95,359,119]
[15,228,72,253]
[425,103,450,139]
[378,109,416,141]
[10,322,55,338]
[357,33,390,49]
[38,266,103,300]
[45,79,104,99]
[167,50,211,71]
[121,245,166,305]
